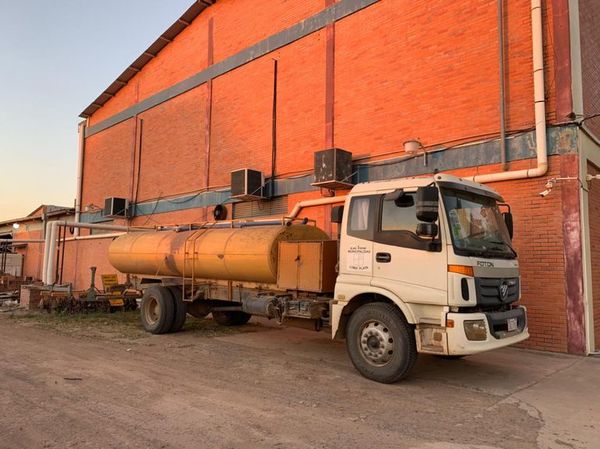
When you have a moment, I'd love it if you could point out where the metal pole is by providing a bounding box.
[271,58,278,197]
[75,122,86,236]
[60,225,67,284]
[498,0,508,171]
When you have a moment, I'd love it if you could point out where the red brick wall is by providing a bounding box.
[61,239,122,292]
[136,87,207,201]
[335,0,557,155]
[587,162,600,351]
[14,228,44,281]
[82,120,136,209]
[69,0,583,351]
[83,0,563,207]
[88,0,324,126]
[87,0,560,159]
[579,0,600,138]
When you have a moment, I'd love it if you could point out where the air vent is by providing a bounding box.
[312,148,354,189]
[233,196,288,219]
[103,197,130,218]
[231,169,265,201]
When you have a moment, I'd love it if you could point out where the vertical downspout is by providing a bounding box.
[130,81,141,221]
[130,117,140,208]
[271,58,278,196]
[75,121,86,237]
[324,0,337,237]
[40,210,47,280]
[469,0,547,183]
[498,0,508,171]
[325,0,336,149]
[133,119,144,205]
[45,222,59,285]
[204,18,215,220]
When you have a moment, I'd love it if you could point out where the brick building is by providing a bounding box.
[1,205,74,280]
[13,0,600,354]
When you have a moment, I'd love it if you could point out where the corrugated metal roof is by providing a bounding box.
[0,205,74,227]
[79,1,216,119]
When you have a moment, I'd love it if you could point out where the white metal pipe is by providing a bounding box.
[41,223,52,284]
[65,232,125,242]
[45,223,60,284]
[74,121,86,237]
[43,220,146,285]
[468,0,547,184]
[0,239,45,243]
[288,196,347,219]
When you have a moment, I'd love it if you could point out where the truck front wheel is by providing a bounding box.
[212,311,251,326]
[346,302,417,383]
[140,286,175,334]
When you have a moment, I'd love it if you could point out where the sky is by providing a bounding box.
[0,0,194,221]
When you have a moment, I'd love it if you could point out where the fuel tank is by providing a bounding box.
[108,224,329,284]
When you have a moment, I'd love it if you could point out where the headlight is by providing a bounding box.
[464,320,488,341]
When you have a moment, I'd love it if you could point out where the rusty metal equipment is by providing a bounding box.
[40,267,140,314]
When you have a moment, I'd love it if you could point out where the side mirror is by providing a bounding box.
[416,223,438,238]
[416,186,439,222]
[331,205,344,224]
[502,212,514,239]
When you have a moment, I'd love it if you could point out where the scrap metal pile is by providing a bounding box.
[40,267,141,314]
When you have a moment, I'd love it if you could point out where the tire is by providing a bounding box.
[167,286,187,333]
[212,311,251,326]
[346,302,417,384]
[140,286,175,334]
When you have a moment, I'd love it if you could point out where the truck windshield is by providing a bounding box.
[441,188,516,259]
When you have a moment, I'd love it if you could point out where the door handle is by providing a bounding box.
[376,252,391,263]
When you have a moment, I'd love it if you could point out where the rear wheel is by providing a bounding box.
[167,286,187,333]
[140,286,175,334]
[212,311,251,326]
[346,302,417,384]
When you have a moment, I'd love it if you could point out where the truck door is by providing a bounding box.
[339,195,379,281]
[370,192,447,305]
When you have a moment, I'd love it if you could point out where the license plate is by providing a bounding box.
[507,317,518,332]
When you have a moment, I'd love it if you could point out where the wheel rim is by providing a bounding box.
[358,320,394,366]
[144,297,160,325]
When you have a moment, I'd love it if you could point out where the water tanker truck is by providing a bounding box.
[108,174,528,383]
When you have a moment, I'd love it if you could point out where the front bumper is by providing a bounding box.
[446,306,529,355]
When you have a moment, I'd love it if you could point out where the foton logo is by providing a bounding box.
[477,261,495,268]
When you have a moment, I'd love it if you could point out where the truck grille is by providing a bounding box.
[475,277,519,307]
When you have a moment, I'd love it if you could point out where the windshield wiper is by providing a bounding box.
[488,239,516,254]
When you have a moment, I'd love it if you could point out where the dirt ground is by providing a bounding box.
[0,311,598,449]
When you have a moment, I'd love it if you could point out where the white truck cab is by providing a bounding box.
[331,173,528,383]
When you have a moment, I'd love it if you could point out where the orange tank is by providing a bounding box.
[108,224,329,284]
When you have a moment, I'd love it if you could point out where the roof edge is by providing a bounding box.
[79,0,216,119]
